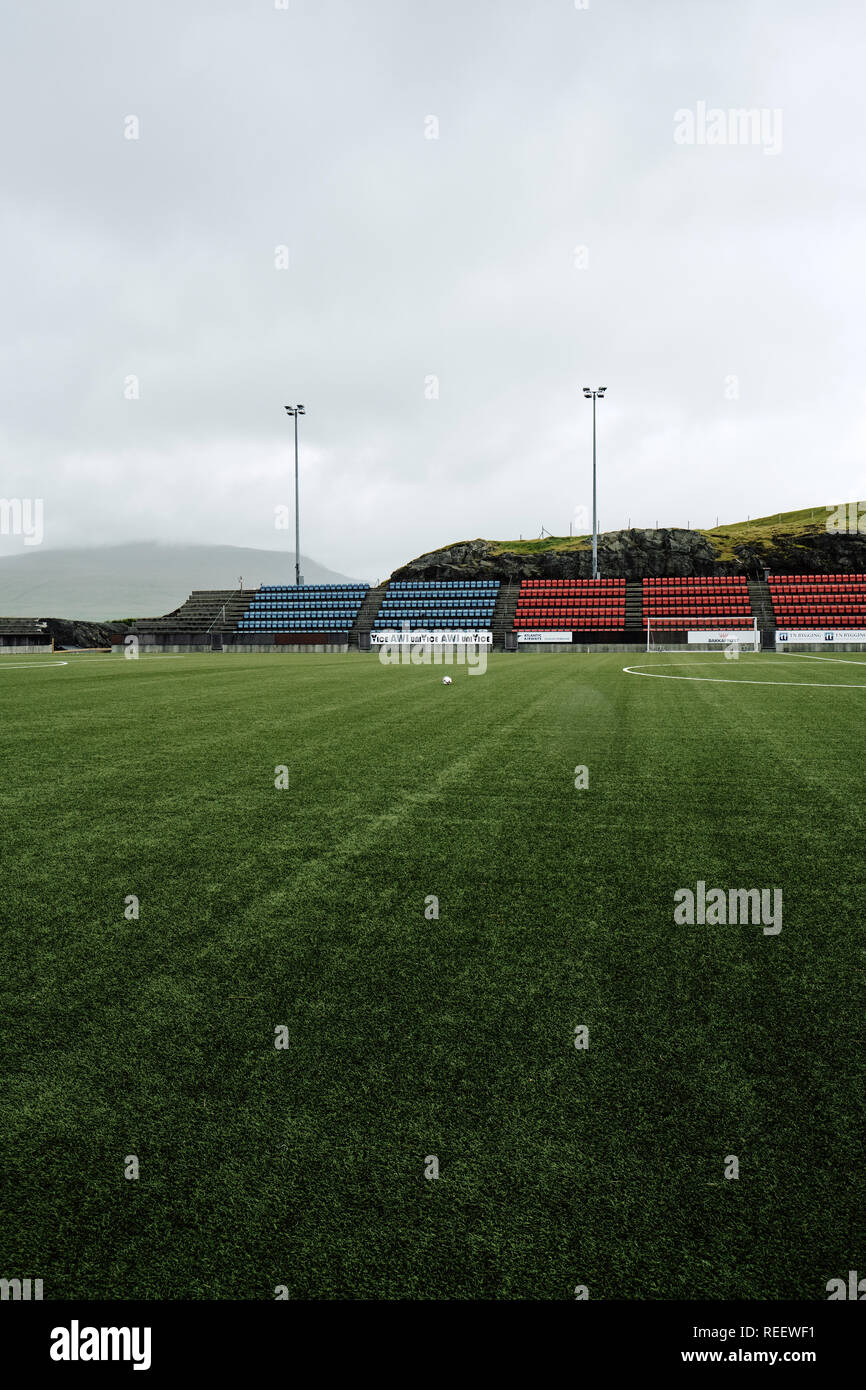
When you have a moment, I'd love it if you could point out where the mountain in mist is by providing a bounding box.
[0,543,364,621]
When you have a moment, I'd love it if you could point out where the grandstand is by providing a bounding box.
[510,576,759,646]
[122,567,866,655]
[372,579,499,631]
[238,584,369,633]
[641,576,754,629]
[769,573,866,627]
[0,619,52,653]
[514,578,626,631]
[143,589,259,633]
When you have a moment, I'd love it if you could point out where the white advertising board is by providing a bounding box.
[776,629,866,644]
[687,630,755,645]
[371,630,492,645]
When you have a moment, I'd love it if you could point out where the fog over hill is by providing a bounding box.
[0,544,364,621]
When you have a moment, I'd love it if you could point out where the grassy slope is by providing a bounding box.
[701,505,834,562]
[487,535,592,554]
[0,652,863,1299]
[459,502,849,560]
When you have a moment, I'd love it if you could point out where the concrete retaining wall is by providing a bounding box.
[136,643,351,655]
[0,644,54,656]
[518,642,656,653]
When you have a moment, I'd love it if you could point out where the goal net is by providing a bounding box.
[647,618,760,653]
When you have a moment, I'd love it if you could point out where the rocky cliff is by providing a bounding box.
[42,618,129,649]
[391,526,866,581]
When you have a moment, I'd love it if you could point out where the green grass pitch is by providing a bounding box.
[0,650,863,1299]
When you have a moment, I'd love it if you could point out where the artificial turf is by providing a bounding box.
[0,649,863,1299]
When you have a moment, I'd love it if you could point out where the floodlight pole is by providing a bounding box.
[591,391,598,580]
[284,404,306,586]
[583,387,606,580]
[294,409,300,587]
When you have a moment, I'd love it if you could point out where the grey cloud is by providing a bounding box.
[2,0,865,582]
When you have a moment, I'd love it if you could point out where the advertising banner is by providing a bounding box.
[776,629,866,644]
[370,630,492,645]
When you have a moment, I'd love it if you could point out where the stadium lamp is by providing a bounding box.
[284,405,306,586]
[583,387,607,579]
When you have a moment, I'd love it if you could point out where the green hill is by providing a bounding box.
[702,504,844,562]
[488,503,848,560]
[395,503,865,580]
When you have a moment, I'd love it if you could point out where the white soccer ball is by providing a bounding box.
[442,676,452,685]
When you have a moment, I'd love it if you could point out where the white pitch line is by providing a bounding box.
[52,655,188,664]
[622,662,866,689]
[781,653,866,667]
[0,655,187,670]
[0,660,69,670]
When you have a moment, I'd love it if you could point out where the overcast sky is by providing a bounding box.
[2,0,865,582]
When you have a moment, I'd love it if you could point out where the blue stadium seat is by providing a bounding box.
[237,583,369,633]
[373,579,500,630]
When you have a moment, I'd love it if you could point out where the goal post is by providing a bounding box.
[647,617,760,653]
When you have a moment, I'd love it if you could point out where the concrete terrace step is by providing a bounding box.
[137,590,259,632]
[491,581,519,650]
[747,579,775,632]
[0,619,47,635]
[350,585,387,647]
[624,580,643,629]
